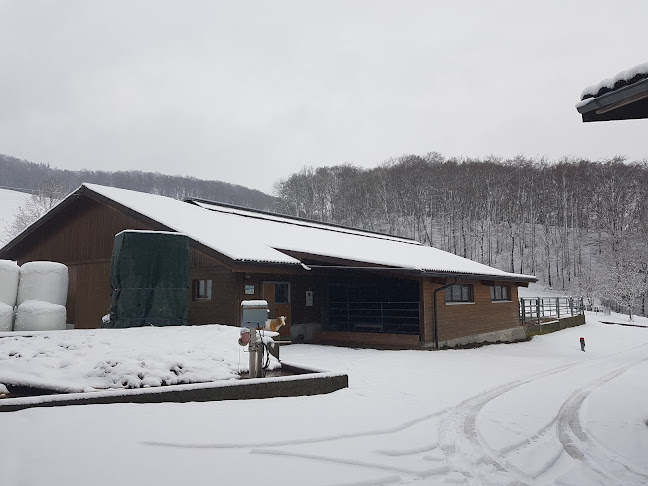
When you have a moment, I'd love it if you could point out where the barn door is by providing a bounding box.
[263,281,291,337]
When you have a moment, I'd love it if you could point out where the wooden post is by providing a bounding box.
[556,297,560,318]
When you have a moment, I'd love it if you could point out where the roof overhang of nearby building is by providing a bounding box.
[577,77,648,122]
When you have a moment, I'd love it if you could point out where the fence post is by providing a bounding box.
[536,298,541,325]
[570,298,574,317]
[521,298,526,323]
[556,297,560,318]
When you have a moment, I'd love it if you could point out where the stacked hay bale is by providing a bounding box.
[14,262,68,332]
[0,260,20,331]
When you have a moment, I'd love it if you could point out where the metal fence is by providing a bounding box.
[519,297,584,324]
[328,301,420,334]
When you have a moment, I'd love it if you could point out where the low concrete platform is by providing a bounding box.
[523,314,585,337]
[0,363,348,413]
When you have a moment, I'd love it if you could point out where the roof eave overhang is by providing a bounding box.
[420,271,537,283]
[577,78,648,122]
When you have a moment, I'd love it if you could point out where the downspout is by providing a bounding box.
[433,278,457,350]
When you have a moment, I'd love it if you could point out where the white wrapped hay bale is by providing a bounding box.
[0,260,20,307]
[15,300,67,331]
[17,261,68,306]
[0,302,14,332]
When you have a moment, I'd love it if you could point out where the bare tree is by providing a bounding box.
[3,179,68,241]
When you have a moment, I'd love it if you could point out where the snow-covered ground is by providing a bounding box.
[518,282,573,299]
[1,312,647,486]
[0,325,279,393]
[0,187,30,235]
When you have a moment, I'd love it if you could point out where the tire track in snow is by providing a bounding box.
[251,448,448,480]
[143,406,452,449]
[555,356,648,486]
[437,363,585,486]
[437,345,648,485]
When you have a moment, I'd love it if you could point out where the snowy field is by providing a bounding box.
[0,187,30,236]
[0,325,279,393]
[1,312,647,486]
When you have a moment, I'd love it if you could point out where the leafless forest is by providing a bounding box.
[274,153,648,318]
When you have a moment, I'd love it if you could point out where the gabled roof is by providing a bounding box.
[1,183,537,282]
[576,62,648,122]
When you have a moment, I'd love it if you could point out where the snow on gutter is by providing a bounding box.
[576,77,648,115]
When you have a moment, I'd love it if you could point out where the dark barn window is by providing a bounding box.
[327,279,419,334]
[444,284,473,303]
[490,285,511,301]
[192,279,212,300]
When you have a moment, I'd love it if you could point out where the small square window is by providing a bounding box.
[192,279,212,300]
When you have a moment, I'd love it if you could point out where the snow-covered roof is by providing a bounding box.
[580,61,648,101]
[3,183,536,282]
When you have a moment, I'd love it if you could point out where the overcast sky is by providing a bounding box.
[1,1,646,193]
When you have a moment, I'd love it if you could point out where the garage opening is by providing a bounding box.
[326,279,419,334]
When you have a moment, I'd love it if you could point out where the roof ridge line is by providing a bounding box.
[186,197,422,245]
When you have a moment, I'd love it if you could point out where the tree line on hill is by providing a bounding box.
[273,153,648,319]
[0,153,278,210]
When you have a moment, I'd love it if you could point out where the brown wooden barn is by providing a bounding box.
[0,183,537,348]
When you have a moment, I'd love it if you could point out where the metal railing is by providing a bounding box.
[328,301,420,334]
[519,297,584,324]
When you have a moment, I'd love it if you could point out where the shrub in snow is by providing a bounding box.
[17,261,68,307]
[0,260,20,307]
[0,302,14,332]
[15,300,67,332]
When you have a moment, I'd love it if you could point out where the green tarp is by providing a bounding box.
[105,231,190,328]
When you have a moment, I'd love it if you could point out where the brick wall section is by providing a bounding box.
[422,278,521,344]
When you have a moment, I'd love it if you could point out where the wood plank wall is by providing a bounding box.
[189,248,237,326]
[421,278,520,343]
[13,197,160,327]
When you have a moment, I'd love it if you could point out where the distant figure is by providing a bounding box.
[580,337,585,352]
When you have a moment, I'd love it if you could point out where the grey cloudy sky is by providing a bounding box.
[1,1,646,193]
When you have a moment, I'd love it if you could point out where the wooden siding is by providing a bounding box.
[72,261,112,329]
[314,331,420,349]
[11,197,160,327]
[14,197,158,264]
[422,278,521,344]
[189,249,237,326]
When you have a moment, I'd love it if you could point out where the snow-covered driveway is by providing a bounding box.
[1,312,647,486]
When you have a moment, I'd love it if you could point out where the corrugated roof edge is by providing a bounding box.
[580,61,648,100]
[421,270,537,283]
[185,197,422,245]
[576,77,648,114]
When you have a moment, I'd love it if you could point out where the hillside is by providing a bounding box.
[0,153,278,210]
[0,188,31,233]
